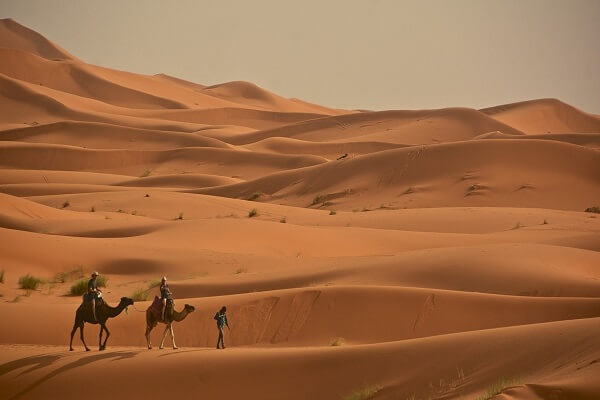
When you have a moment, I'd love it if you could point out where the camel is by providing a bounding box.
[145,300,195,350]
[69,296,134,351]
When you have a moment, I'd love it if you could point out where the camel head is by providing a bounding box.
[120,297,135,307]
[184,304,196,313]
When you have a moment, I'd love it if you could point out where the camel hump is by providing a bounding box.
[148,296,166,321]
[148,296,161,312]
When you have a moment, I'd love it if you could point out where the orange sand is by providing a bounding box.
[1,18,599,400]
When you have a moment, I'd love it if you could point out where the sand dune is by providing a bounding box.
[205,108,524,146]
[0,120,237,150]
[0,141,326,179]
[1,318,599,400]
[481,98,600,134]
[474,130,600,148]
[198,139,600,211]
[1,19,599,400]
[0,18,73,60]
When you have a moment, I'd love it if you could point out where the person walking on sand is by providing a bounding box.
[214,306,230,349]
[86,272,102,321]
[160,276,173,321]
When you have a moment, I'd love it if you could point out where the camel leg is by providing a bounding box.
[170,324,178,350]
[69,319,80,351]
[80,323,90,352]
[100,324,110,350]
[159,324,170,349]
[145,323,155,349]
[98,324,103,350]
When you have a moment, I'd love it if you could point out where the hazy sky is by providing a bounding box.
[2,0,599,112]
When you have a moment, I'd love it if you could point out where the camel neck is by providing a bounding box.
[172,308,189,322]
[105,301,127,318]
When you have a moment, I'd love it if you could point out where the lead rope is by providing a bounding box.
[128,304,147,314]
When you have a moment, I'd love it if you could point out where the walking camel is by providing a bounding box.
[145,298,195,349]
[69,297,134,351]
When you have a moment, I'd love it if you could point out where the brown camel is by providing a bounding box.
[69,297,134,351]
[145,301,195,349]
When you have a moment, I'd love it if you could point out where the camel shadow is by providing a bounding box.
[0,354,62,378]
[157,348,212,358]
[3,351,137,400]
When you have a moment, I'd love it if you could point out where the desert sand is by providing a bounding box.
[0,18,599,400]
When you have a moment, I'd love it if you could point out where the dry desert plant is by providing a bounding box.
[475,377,520,400]
[343,384,382,400]
[132,288,148,301]
[19,274,44,290]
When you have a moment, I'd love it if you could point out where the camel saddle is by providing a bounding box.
[149,296,173,321]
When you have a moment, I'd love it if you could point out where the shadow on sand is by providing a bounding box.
[1,350,138,400]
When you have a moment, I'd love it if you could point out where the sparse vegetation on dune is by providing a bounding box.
[246,193,261,201]
[19,274,44,290]
[53,266,84,283]
[61,200,70,208]
[248,208,258,218]
[69,275,107,296]
[311,194,326,206]
[343,384,382,400]
[132,288,148,301]
[147,279,161,289]
[0,269,4,284]
[329,337,345,346]
[474,377,520,400]
[69,279,88,296]
[585,206,600,213]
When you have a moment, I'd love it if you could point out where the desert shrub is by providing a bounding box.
[62,201,70,208]
[329,337,345,346]
[69,279,87,296]
[329,210,336,215]
[475,377,520,400]
[19,274,43,290]
[53,266,85,283]
[140,169,151,177]
[96,276,107,287]
[246,193,261,201]
[585,206,600,214]
[132,288,148,301]
[148,279,161,289]
[280,217,287,223]
[90,206,96,212]
[311,194,325,206]
[176,212,184,220]
[248,208,258,218]
[0,269,4,284]
[343,385,382,400]
[69,275,106,296]
[235,267,248,274]
[54,271,69,283]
